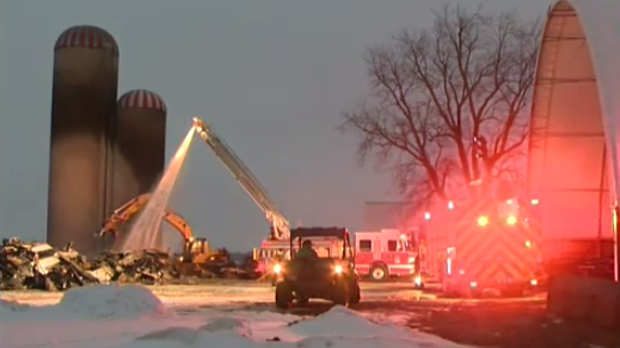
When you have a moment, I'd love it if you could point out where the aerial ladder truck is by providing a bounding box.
[192,117,291,240]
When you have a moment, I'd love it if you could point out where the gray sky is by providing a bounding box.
[0,0,551,252]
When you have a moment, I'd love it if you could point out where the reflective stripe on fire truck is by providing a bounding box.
[456,200,540,283]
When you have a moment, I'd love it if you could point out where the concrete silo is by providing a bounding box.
[112,89,167,249]
[112,89,167,209]
[47,25,119,255]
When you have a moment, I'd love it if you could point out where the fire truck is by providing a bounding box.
[354,229,420,282]
[430,197,544,297]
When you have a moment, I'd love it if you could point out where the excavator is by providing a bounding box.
[98,193,227,267]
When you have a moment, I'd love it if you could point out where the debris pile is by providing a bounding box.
[0,238,98,291]
[0,238,258,291]
[89,249,181,285]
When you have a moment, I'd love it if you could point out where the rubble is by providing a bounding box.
[0,238,98,291]
[0,238,258,291]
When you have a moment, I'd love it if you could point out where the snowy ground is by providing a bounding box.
[0,280,436,308]
[2,281,618,348]
[1,283,467,348]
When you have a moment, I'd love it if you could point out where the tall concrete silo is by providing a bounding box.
[112,89,167,210]
[112,89,167,249]
[47,25,119,255]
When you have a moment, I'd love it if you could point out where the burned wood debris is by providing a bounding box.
[0,238,257,291]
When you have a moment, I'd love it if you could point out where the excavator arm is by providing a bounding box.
[192,117,290,239]
[99,194,152,237]
[163,210,193,242]
[99,194,195,242]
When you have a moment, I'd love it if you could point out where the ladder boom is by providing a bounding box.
[192,117,290,239]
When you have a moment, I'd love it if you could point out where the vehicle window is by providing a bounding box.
[387,240,398,252]
[359,240,372,252]
[398,239,412,252]
[317,247,330,258]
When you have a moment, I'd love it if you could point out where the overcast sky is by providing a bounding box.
[0,0,551,251]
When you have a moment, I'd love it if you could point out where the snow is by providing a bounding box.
[0,285,468,348]
[289,306,408,338]
[1,284,166,322]
[57,284,167,319]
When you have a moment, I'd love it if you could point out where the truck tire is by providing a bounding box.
[296,292,309,306]
[332,281,349,306]
[332,289,348,306]
[275,282,293,309]
[349,280,361,305]
[370,264,388,282]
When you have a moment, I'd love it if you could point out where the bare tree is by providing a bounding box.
[341,4,541,205]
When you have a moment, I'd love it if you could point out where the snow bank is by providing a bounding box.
[120,306,466,348]
[1,284,166,322]
[0,298,34,320]
[57,284,166,319]
[289,305,408,338]
[3,287,467,348]
[130,333,463,348]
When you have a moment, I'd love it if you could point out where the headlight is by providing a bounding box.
[334,265,343,274]
[414,275,422,286]
[408,257,415,264]
[273,264,282,274]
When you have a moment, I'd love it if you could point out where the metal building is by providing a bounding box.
[47,25,119,255]
[112,89,167,211]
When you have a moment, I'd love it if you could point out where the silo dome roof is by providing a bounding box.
[118,89,167,113]
[55,25,118,53]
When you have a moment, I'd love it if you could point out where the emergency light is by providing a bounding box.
[506,215,517,225]
[477,215,489,227]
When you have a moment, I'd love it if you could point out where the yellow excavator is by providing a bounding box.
[98,193,227,266]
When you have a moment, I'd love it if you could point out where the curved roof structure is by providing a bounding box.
[55,25,118,53]
[527,0,619,277]
[118,89,167,113]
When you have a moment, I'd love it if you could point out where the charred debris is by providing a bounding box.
[0,238,259,291]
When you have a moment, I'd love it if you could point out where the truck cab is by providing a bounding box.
[354,229,419,281]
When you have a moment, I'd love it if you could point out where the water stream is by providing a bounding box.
[121,126,196,251]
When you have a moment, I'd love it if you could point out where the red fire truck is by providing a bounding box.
[436,198,544,297]
[354,229,420,282]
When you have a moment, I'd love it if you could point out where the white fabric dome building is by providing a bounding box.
[527,0,620,280]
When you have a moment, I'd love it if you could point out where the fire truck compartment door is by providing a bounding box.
[373,238,382,260]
